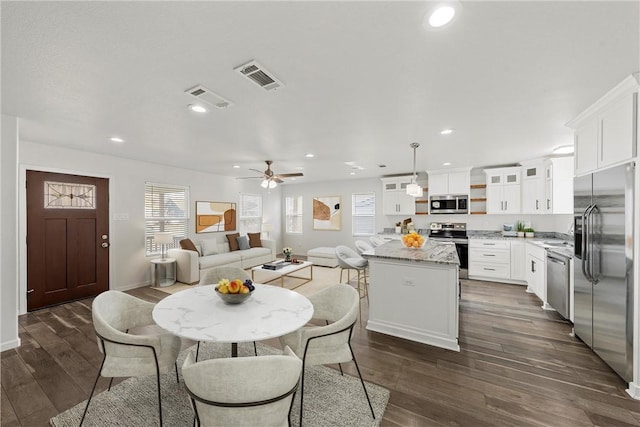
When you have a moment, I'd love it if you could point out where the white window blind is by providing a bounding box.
[285,196,303,234]
[239,193,262,233]
[144,182,189,256]
[352,193,375,236]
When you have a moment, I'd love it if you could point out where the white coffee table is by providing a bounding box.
[251,260,313,290]
[152,284,313,357]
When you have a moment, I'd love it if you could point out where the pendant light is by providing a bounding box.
[406,142,423,197]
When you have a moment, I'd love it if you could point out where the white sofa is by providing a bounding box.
[168,238,276,284]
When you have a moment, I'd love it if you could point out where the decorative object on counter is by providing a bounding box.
[501,223,517,237]
[524,228,535,238]
[406,142,423,197]
[401,231,425,249]
[395,222,402,234]
[215,278,254,304]
[283,247,293,262]
[517,221,526,237]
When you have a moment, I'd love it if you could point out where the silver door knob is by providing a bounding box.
[101,242,110,248]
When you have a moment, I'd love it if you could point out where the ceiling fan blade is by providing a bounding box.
[276,173,304,178]
[273,177,284,184]
[236,176,263,180]
[248,168,266,176]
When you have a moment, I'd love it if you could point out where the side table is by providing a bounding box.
[151,258,176,287]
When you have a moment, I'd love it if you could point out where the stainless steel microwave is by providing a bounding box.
[430,195,468,214]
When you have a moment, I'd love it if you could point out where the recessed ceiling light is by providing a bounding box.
[344,161,355,166]
[428,5,456,28]
[350,172,356,175]
[188,104,208,113]
[443,162,452,166]
[295,166,305,171]
[232,165,240,169]
[552,145,574,155]
[305,153,314,158]
[440,129,454,135]
[109,137,125,143]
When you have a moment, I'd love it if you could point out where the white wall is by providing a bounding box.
[281,176,574,256]
[17,140,281,315]
[1,115,20,351]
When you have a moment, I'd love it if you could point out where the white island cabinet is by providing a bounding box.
[363,240,460,352]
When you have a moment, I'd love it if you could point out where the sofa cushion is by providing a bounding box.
[226,233,240,251]
[239,247,271,261]
[201,238,219,256]
[199,252,243,270]
[180,238,199,253]
[248,233,262,248]
[237,235,250,250]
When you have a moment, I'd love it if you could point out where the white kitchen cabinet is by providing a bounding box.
[525,243,547,304]
[381,176,416,215]
[568,75,638,175]
[469,239,526,284]
[426,167,471,196]
[484,167,521,214]
[521,157,573,214]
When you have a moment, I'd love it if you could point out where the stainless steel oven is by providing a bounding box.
[430,195,468,214]
[429,222,468,277]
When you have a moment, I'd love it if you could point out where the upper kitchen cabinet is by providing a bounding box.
[381,176,416,215]
[484,167,521,214]
[567,75,639,176]
[426,167,471,196]
[521,157,573,214]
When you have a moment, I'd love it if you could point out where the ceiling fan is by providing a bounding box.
[238,160,303,188]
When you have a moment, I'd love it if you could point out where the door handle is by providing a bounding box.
[588,205,601,283]
[547,199,550,210]
[501,201,504,211]
[483,254,496,257]
[101,242,110,248]
[536,200,539,210]
[505,201,507,210]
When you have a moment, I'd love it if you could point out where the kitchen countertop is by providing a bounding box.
[468,232,574,258]
[363,240,459,265]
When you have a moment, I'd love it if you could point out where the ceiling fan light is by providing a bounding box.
[261,179,269,188]
[268,180,277,189]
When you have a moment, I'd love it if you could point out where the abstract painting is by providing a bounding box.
[196,201,236,233]
[313,196,341,230]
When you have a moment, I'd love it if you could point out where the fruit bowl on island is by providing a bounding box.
[215,278,255,304]
[401,231,426,249]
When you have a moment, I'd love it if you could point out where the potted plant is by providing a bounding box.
[524,227,535,238]
[517,221,525,237]
[395,221,402,234]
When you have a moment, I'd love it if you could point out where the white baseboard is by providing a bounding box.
[626,382,640,399]
[113,281,151,291]
[1,338,21,352]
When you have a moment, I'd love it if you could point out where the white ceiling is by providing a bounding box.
[2,1,639,184]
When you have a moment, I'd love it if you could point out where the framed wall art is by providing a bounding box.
[196,201,236,233]
[312,196,341,231]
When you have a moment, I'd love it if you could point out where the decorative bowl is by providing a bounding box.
[401,232,426,249]
[214,288,253,304]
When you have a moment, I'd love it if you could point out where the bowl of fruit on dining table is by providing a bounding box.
[401,231,426,249]
[215,278,255,304]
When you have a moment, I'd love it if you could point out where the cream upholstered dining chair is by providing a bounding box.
[198,266,250,286]
[354,239,375,254]
[80,291,181,427]
[279,285,375,426]
[197,266,257,358]
[182,346,302,427]
[369,235,386,247]
[335,245,369,321]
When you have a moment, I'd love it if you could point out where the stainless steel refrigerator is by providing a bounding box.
[574,162,634,382]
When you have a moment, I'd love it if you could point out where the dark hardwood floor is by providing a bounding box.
[3,279,639,426]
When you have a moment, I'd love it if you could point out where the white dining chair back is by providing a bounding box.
[182,346,302,427]
[369,236,386,247]
[199,266,250,286]
[81,291,181,426]
[354,240,375,254]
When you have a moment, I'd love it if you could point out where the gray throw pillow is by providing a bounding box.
[237,235,250,250]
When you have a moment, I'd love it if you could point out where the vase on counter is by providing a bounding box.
[517,231,525,237]
[395,226,401,234]
[525,231,535,238]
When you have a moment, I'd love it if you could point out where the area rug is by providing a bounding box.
[50,342,389,426]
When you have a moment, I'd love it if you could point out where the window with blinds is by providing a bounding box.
[352,193,375,236]
[239,193,262,233]
[285,195,303,234]
[144,182,189,256]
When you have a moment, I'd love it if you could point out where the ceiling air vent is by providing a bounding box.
[234,60,284,91]
[184,85,234,109]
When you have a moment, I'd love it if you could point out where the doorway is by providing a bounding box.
[26,170,109,310]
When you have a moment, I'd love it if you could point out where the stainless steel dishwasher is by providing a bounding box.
[547,251,571,319]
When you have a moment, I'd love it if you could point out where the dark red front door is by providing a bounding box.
[26,170,109,310]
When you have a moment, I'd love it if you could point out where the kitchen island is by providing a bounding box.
[362,239,460,351]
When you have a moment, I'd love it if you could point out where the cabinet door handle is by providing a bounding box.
[483,268,496,271]
[536,200,539,210]
[531,260,536,272]
[505,201,507,210]
[483,254,495,257]
[547,199,550,210]
[483,243,495,245]
[501,201,504,210]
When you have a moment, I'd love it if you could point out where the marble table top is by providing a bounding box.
[363,240,460,265]
[152,284,314,343]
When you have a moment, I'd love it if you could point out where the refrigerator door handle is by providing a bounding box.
[581,204,593,282]
[589,204,601,283]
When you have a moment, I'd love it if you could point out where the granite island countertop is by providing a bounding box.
[363,240,459,265]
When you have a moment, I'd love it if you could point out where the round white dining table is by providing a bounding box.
[152,284,314,356]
